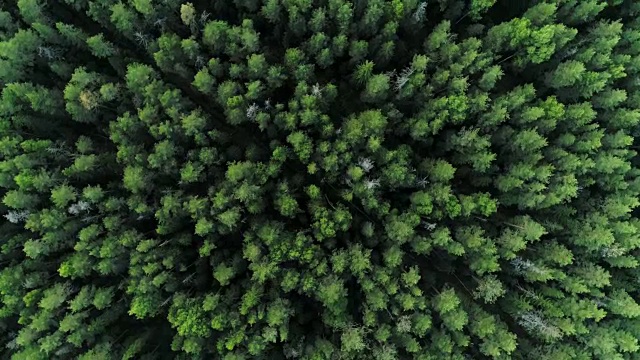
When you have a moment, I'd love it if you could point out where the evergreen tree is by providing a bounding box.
[1,0,640,359]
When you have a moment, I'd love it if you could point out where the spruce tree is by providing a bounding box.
[1,0,640,359]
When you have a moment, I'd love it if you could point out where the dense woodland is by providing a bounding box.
[1,0,640,359]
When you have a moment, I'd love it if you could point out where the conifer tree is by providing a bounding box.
[1,0,640,359]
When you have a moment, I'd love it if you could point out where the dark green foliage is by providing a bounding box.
[1,0,640,359]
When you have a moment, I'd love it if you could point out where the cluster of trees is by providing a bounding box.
[1,0,640,358]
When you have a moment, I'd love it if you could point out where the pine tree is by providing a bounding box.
[1,0,640,359]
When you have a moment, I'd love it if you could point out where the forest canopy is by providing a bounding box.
[1,0,640,359]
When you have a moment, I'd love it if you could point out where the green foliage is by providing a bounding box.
[1,1,640,359]
[86,34,116,58]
